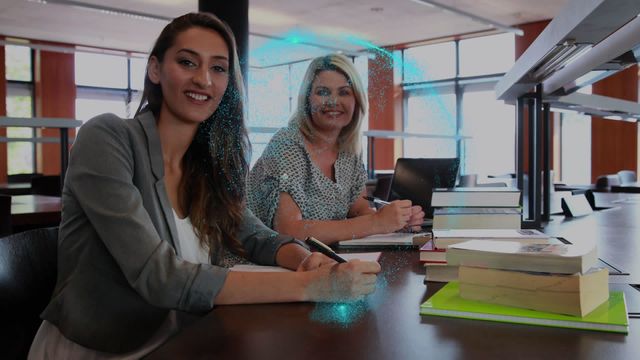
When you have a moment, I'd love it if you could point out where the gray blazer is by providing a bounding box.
[41,112,298,353]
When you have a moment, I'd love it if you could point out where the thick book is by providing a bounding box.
[433,207,521,229]
[432,229,549,249]
[459,266,609,317]
[431,187,521,208]
[424,264,458,283]
[420,282,629,334]
[419,239,447,263]
[446,240,598,274]
[338,232,430,248]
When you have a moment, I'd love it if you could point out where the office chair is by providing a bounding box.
[0,195,11,237]
[7,173,43,184]
[0,227,58,359]
[595,174,621,191]
[617,170,636,185]
[31,175,62,197]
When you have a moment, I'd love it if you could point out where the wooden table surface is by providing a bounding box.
[10,194,61,227]
[146,192,640,360]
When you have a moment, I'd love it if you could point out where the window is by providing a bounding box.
[5,44,35,175]
[402,34,516,177]
[461,90,515,176]
[560,112,591,184]
[75,52,128,88]
[404,91,457,158]
[403,42,455,83]
[75,52,142,122]
[6,94,34,175]
[5,44,32,81]
[459,33,514,77]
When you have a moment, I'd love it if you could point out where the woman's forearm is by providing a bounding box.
[277,214,383,245]
[275,242,312,270]
[215,271,312,304]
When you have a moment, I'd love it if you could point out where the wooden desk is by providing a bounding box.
[10,195,61,227]
[0,182,31,196]
[147,193,640,360]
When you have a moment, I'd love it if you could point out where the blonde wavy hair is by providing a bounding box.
[290,54,368,154]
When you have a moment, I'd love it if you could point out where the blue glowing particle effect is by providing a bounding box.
[309,270,390,328]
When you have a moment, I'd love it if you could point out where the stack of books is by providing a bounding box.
[421,239,628,333]
[445,240,610,317]
[431,187,521,229]
[422,229,549,283]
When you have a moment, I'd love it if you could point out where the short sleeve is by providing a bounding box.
[247,129,308,228]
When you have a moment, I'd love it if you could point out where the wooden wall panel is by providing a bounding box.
[0,38,6,183]
[591,65,638,183]
[34,44,75,175]
[368,52,399,171]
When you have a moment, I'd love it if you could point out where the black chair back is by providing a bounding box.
[0,227,58,359]
[0,195,10,237]
[31,175,62,197]
[8,173,43,184]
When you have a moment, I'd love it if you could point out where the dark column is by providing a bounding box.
[198,0,249,87]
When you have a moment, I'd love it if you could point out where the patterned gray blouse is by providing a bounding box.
[248,125,367,229]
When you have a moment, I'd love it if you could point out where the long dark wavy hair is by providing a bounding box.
[135,12,249,259]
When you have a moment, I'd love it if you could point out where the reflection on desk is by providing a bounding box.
[147,193,640,360]
[10,195,61,227]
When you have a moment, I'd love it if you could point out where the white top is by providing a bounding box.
[173,209,210,264]
[28,211,207,359]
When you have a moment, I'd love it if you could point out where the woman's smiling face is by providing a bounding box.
[308,70,356,134]
[148,26,230,125]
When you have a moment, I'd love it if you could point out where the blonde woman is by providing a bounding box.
[248,54,424,244]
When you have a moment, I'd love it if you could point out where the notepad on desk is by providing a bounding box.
[337,233,430,249]
[229,252,382,272]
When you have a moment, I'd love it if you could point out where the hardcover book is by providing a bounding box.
[419,239,447,263]
[432,229,549,248]
[433,207,522,229]
[431,187,521,208]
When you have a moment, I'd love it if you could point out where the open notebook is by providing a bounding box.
[230,252,381,272]
[338,233,431,248]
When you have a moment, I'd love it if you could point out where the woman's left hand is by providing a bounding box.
[297,252,337,271]
[406,205,425,232]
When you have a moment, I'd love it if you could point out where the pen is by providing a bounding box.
[305,237,347,263]
[363,196,390,206]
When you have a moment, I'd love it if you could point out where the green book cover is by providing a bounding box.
[420,282,628,334]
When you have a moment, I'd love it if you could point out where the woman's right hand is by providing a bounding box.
[304,260,381,302]
[373,200,412,233]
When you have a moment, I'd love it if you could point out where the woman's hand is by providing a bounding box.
[304,260,381,302]
[297,252,337,271]
[406,205,425,232]
[373,200,412,233]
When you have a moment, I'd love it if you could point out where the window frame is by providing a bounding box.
[5,45,37,175]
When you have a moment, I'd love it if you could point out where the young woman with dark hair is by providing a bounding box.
[28,13,379,358]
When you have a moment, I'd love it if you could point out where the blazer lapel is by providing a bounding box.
[137,112,181,255]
